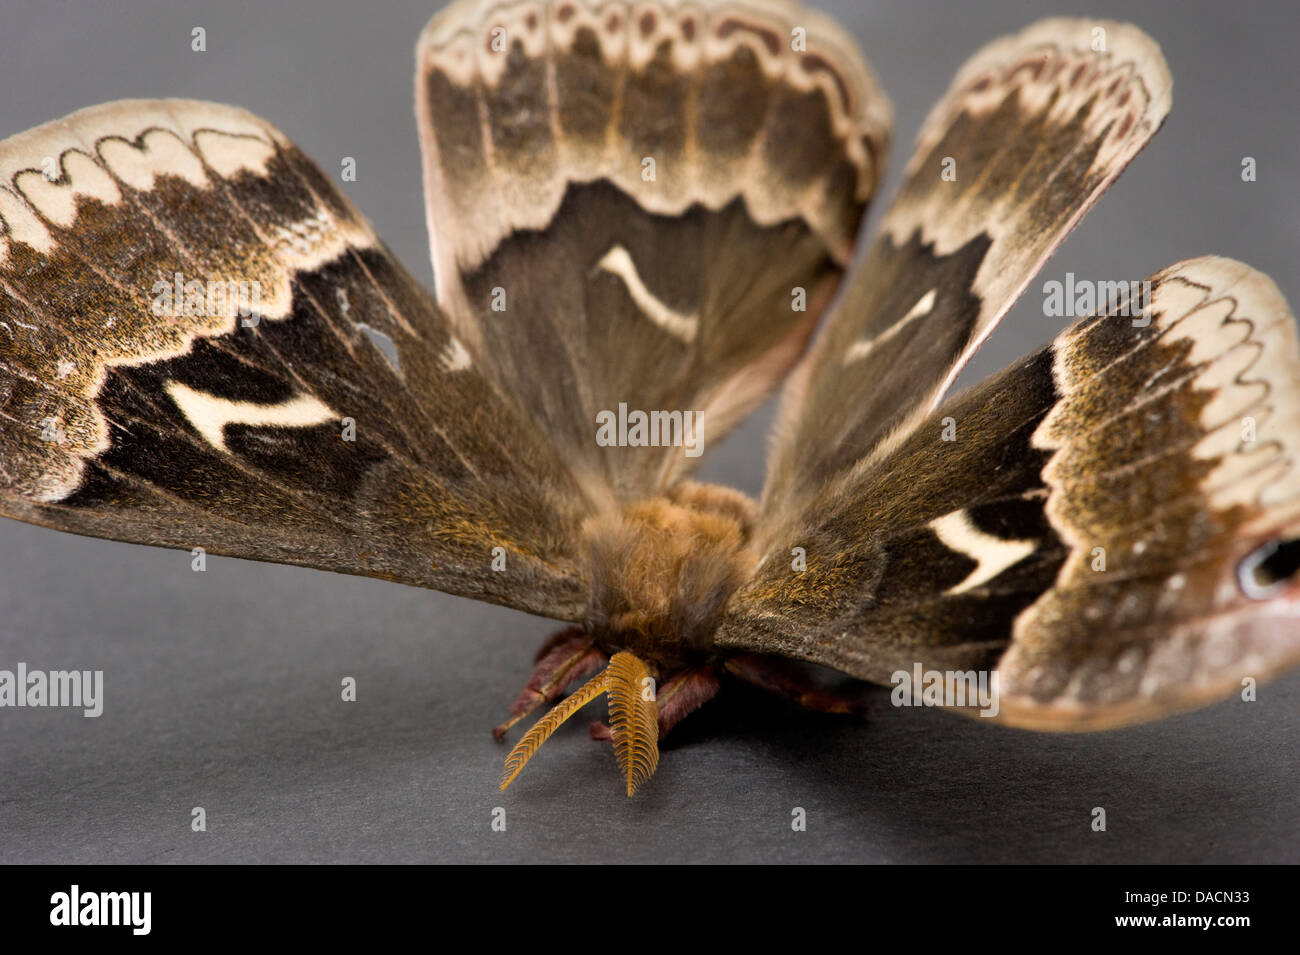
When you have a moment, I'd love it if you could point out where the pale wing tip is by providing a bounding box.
[961,18,1175,101]
[1,98,279,141]
[1009,18,1169,107]
[0,98,287,177]
[1154,254,1294,319]
[945,16,1173,120]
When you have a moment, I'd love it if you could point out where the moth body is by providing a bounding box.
[580,480,757,671]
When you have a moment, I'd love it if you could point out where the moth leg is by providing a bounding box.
[492,626,606,742]
[590,666,721,740]
[657,667,723,736]
[724,654,868,716]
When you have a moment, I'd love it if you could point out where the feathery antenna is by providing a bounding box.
[500,651,660,796]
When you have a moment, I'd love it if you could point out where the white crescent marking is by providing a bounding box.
[165,381,336,451]
[929,508,1036,596]
[844,288,937,364]
[597,245,698,344]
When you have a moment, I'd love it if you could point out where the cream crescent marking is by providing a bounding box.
[929,508,1036,596]
[164,381,336,451]
[844,288,937,364]
[596,245,699,344]
[438,334,472,372]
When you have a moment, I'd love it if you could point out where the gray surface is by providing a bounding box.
[0,0,1297,863]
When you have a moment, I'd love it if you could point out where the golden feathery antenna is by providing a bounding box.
[500,652,661,796]
[500,670,607,791]
[606,653,660,796]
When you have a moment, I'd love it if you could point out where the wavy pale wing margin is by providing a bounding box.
[763,17,1173,519]
[0,99,590,619]
[417,0,891,499]
[719,257,1300,728]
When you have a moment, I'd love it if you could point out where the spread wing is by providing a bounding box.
[417,0,891,499]
[762,18,1172,518]
[0,99,590,620]
[718,258,1300,728]
[0,0,894,622]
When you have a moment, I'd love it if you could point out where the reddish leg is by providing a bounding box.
[656,667,723,736]
[493,626,607,741]
[724,653,868,716]
[589,665,721,741]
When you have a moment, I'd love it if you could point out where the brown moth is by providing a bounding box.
[1,0,1298,797]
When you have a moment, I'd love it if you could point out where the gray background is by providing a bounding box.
[0,0,1296,863]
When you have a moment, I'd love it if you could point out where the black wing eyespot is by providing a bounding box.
[1238,537,1300,600]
